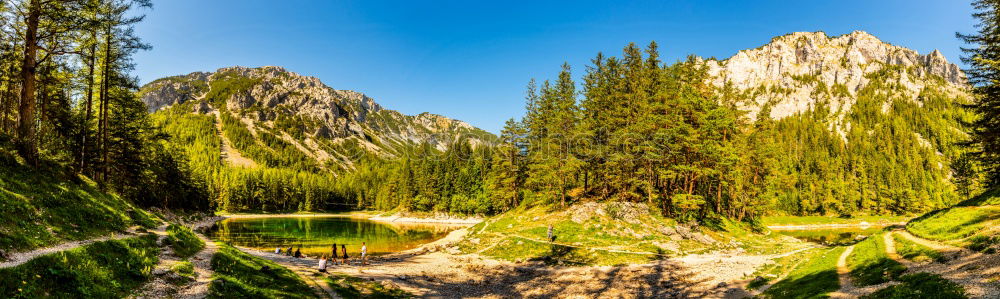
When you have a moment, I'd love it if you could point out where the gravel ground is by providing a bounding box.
[238,228,822,299]
[895,230,1000,298]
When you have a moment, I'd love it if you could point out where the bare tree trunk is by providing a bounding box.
[16,0,41,166]
[99,27,112,186]
[79,31,97,173]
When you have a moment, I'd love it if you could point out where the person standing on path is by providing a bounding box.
[548,224,555,242]
[341,244,348,265]
[361,242,368,265]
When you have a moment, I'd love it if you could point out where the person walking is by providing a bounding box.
[548,224,555,242]
[361,242,368,265]
[341,244,348,265]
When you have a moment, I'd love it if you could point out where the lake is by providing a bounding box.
[211,216,461,257]
[773,226,886,246]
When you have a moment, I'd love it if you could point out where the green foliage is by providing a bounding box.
[761,247,844,299]
[203,71,262,106]
[862,272,967,299]
[208,244,318,298]
[0,235,159,298]
[959,1,1000,188]
[848,234,906,286]
[326,273,412,299]
[0,149,160,252]
[171,261,195,278]
[165,224,205,259]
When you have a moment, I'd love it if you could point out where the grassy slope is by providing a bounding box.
[847,233,906,286]
[209,244,318,298]
[0,149,160,254]
[761,247,845,299]
[907,189,1000,252]
[0,234,159,298]
[459,202,807,266]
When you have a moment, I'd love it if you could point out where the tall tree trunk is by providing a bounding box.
[99,28,112,186]
[79,31,97,173]
[16,0,41,166]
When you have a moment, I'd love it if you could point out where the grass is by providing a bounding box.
[0,234,159,298]
[171,261,195,278]
[848,234,906,286]
[862,272,967,299]
[208,243,319,298]
[760,246,845,299]
[762,215,911,226]
[0,150,161,254]
[326,273,412,298]
[166,224,205,258]
[907,206,1000,241]
[892,234,946,263]
[459,202,807,266]
[747,248,823,290]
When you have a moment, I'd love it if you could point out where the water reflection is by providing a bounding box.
[774,227,886,246]
[211,217,459,256]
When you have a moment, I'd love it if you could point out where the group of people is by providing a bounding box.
[274,246,303,258]
[276,242,368,273]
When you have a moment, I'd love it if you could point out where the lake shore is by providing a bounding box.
[214,212,484,225]
[767,222,906,230]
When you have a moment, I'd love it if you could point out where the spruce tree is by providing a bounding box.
[959,0,1000,187]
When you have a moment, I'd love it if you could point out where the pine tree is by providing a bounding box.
[959,0,1000,188]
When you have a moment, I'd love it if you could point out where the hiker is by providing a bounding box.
[361,242,368,265]
[294,247,302,258]
[317,254,328,273]
[286,246,293,256]
[341,244,348,265]
[548,224,555,242]
[274,247,282,254]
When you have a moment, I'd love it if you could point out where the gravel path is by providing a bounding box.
[174,233,220,299]
[229,227,820,299]
[0,225,166,269]
[828,245,856,299]
[897,230,1000,298]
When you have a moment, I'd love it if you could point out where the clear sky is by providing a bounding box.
[133,0,976,133]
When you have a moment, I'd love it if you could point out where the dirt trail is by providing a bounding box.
[828,245,856,299]
[0,225,167,269]
[896,230,1000,298]
[210,109,257,168]
[174,233,220,299]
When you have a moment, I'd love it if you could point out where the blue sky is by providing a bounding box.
[134,0,976,133]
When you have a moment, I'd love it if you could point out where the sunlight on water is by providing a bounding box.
[211,216,461,257]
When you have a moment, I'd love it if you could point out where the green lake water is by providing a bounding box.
[211,217,459,257]
[774,227,886,246]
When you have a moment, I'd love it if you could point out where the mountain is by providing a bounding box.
[700,31,975,214]
[139,66,494,172]
[706,30,967,123]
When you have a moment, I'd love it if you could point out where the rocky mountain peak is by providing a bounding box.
[140,66,494,171]
[704,31,968,121]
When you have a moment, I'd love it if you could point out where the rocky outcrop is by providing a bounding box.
[140,66,494,170]
[704,31,969,121]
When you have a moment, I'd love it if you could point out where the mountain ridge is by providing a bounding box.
[140,66,494,172]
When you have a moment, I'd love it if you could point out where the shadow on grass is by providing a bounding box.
[761,270,839,299]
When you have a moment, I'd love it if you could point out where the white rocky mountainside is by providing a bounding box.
[704,31,969,126]
[140,66,493,171]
